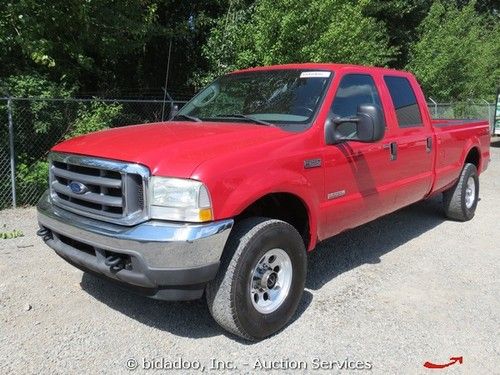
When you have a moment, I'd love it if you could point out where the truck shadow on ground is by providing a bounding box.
[80,272,312,341]
[80,195,446,341]
[306,195,446,290]
[490,138,500,148]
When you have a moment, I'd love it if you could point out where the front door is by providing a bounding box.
[321,72,400,238]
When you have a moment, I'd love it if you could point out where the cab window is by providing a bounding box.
[384,76,423,127]
[330,74,385,137]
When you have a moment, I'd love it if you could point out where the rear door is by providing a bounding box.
[380,74,434,206]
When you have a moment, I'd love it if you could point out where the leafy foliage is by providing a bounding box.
[1,74,75,141]
[15,159,49,204]
[0,0,230,97]
[0,0,158,91]
[66,101,123,138]
[0,228,24,239]
[363,0,434,68]
[199,0,397,85]
[0,75,123,206]
[407,1,499,101]
[1,1,498,101]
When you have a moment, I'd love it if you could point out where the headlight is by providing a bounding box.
[149,177,213,222]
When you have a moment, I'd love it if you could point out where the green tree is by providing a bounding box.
[0,1,233,97]
[407,0,499,101]
[200,0,397,85]
[364,0,434,68]
[0,0,160,93]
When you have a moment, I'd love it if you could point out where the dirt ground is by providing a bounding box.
[1,143,499,374]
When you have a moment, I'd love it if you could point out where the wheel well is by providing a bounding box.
[465,147,480,169]
[236,193,310,248]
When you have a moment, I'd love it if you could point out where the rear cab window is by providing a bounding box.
[383,76,423,128]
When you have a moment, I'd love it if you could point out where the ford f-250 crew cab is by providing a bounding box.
[37,64,490,340]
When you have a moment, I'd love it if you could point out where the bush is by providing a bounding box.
[3,97,123,207]
[65,101,123,138]
[15,159,49,205]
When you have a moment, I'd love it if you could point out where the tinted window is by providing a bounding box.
[384,76,422,127]
[330,74,384,137]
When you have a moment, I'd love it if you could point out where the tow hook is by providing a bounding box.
[104,255,126,271]
[36,228,52,241]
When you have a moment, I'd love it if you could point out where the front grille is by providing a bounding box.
[49,152,149,225]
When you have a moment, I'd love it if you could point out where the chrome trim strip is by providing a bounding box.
[52,181,123,206]
[49,152,149,175]
[52,166,122,188]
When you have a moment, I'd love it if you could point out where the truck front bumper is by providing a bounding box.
[36,191,233,300]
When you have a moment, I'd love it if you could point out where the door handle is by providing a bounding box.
[426,137,432,153]
[383,142,398,161]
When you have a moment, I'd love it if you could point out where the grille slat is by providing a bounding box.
[52,181,123,207]
[52,166,122,189]
[49,153,149,226]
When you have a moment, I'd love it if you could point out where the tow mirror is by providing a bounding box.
[325,104,385,145]
[169,104,179,120]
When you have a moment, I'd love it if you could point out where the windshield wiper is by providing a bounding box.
[172,114,202,122]
[214,114,275,127]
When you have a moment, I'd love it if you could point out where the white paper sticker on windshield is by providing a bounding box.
[300,71,331,78]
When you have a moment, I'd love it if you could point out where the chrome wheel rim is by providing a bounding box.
[250,248,292,314]
[465,176,476,208]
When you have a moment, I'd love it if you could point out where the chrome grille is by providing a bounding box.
[49,152,149,225]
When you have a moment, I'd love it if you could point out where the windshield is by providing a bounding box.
[176,69,332,131]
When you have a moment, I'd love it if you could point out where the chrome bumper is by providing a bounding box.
[37,191,233,300]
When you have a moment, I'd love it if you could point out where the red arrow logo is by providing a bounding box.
[424,356,463,369]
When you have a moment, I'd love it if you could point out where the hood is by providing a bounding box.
[52,121,292,177]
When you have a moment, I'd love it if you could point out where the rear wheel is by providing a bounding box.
[206,217,307,341]
[443,163,479,221]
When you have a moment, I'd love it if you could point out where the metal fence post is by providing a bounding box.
[480,99,492,131]
[7,97,17,208]
[429,97,438,117]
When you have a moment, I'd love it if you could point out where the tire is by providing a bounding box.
[206,217,307,341]
[443,163,479,221]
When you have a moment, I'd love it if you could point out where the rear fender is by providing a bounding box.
[460,138,481,173]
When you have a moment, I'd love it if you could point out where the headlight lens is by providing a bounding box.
[150,177,213,222]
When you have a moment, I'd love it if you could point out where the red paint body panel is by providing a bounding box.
[52,122,294,178]
[431,119,490,193]
[51,63,491,251]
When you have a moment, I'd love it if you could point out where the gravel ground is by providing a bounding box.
[1,144,499,375]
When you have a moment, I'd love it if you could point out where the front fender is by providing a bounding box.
[212,168,321,250]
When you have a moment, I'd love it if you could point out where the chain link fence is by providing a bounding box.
[0,97,496,210]
[427,102,495,129]
[0,97,186,209]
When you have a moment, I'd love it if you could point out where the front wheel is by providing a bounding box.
[443,163,479,221]
[206,217,307,341]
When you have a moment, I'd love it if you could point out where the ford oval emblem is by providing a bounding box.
[69,181,88,195]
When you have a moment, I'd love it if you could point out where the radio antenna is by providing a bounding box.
[161,38,173,121]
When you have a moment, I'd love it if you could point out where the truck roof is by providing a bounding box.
[232,63,410,76]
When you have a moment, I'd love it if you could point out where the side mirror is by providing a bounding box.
[325,104,385,145]
[169,104,179,120]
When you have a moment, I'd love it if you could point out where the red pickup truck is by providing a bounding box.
[37,64,490,340]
